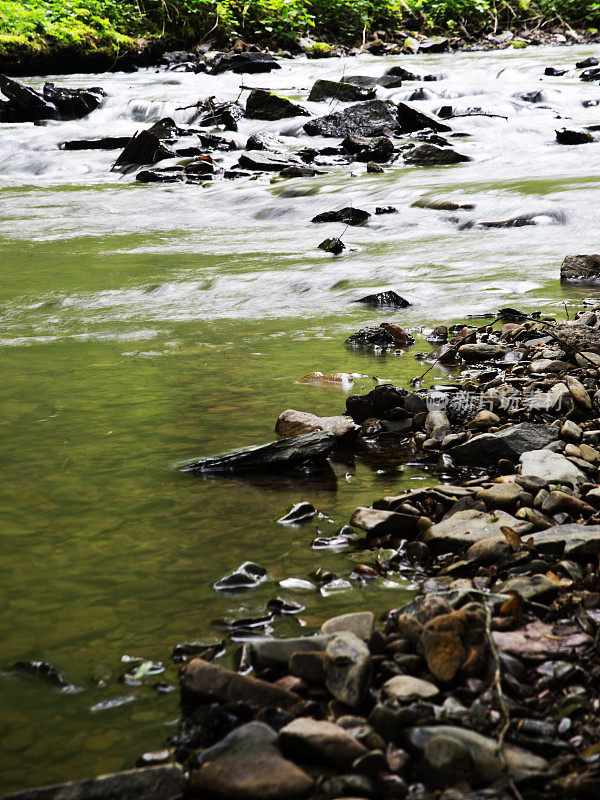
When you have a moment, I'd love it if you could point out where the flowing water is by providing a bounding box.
[1,43,600,793]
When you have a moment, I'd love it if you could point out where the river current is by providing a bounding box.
[1,44,599,792]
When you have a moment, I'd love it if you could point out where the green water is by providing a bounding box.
[1,44,600,792]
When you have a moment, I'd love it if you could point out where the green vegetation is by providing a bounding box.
[1,0,599,63]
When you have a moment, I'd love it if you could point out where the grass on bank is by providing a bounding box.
[1,0,599,62]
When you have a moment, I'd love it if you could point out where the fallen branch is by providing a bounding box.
[485,605,510,770]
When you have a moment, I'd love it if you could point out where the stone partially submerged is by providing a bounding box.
[0,75,105,122]
[304,100,398,137]
[449,423,559,466]
[561,254,600,282]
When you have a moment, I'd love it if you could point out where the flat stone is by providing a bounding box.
[210,52,281,74]
[181,658,301,709]
[474,483,530,511]
[449,423,559,466]
[531,523,600,557]
[308,79,375,102]
[238,151,302,172]
[520,449,586,486]
[325,632,371,708]
[350,507,422,538]
[247,635,328,670]
[322,611,374,640]
[497,574,560,602]
[312,207,370,225]
[458,343,506,362]
[421,509,532,553]
[560,254,600,283]
[465,535,512,564]
[279,717,367,769]
[405,725,547,786]
[404,144,470,165]
[354,291,410,308]
[304,100,398,137]
[0,766,185,800]
[382,675,439,703]
[190,722,313,800]
[275,409,358,439]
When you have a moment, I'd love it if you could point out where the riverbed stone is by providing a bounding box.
[405,725,547,785]
[520,449,586,486]
[304,100,399,137]
[0,765,185,800]
[350,507,422,538]
[556,127,596,144]
[421,509,531,553]
[458,343,506,362]
[279,717,368,769]
[474,482,530,511]
[190,722,313,799]
[497,573,560,602]
[238,151,302,172]
[308,79,375,102]
[449,423,559,466]
[276,409,359,439]
[382,675,439,703]
[247,635,328,670]
[354,291,410,308]
[113,130,175,168]
[246,89,309,120]
[322,611,374,640]
[560,254,600,283]
[181,658,301,709]
[531,523,600,557]
[210,51,281,74]
[312,207,370,225]
[324,631,371,708]
[404,144,470,165]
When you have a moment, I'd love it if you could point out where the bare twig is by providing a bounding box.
[485,605,510,769]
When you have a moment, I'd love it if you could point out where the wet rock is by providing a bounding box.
[247,635,328,670]
[325,631,371,708]
[277,501,317,524]
[312,207,370,225]
[449,423,559,466]
[458,343,505,362]
[245,89,309,120]
[182,430,336,474]
[404,144,470,166]
[532,523,600,557]
[280,166,323,177]
[577,56,599,68]
[213,561,267,591]
[346,74,404,89]
[382,676,439,703]
[406,725,547,785]
[112,131,175,168]
[560,254,600,283]
[350,507,423,538]
[11,660,71,688]
[396,102,452,133]
[318,236,345,254]
[354,291,410,308]
[308,79,375,102]
[181,658,301,709]
[238,151,302,172]
[421,605,485,682]
[346,384,406,422]
[322,611,374,640]
[545,66,568,76]
[346,324,414,351]
[276,409,359,439]
[0,766,185,800]
[190,721,313,799]
[279,717,368,769]
[341,135,394,163]
[135,169,182,184]
[493,620,590,659]
[581,66,600,81]
[304,100,399,137]
[367,161,384,173]
[210,51,281,74]
[421,509,531,553]
[60,137,132,151]
[556,127,596,144]
[465,535,512,564]
[474,483,530,511]
[0,75,104,122]
[289,650,326,683]
[520,450,586,486]
[42,83,106,120]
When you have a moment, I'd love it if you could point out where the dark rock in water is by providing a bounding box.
[189,722,313,799]
[308,79,375,102]
[449,423,559,466]
[345,74,404,89]
[60,137,131,151]
[580,67,600,81]
[341,134,394,163]
[418,36,449,53]
[387,66,440,81]
[304,100,398,137]
[556,127,595,144]
[185,157,217,176]
[176,146,204,157]
[135,169,182,183]
[279,717,368,769]
[246,89,309,120]
[318,237,345,254]
[346,324,414,351]
[366,161,384,173]
[346,384,406,424]
[413,198,474,211]
[11,660,70,688]
[182,430,336,474]
[519,90,544,103]
[112,131,175,169]
[246,132,282,151]
[0,766,185,800]
[214,561,267,591]
[238,151,302,172]
[561,254,600,283]
[171,640,224,663]
[312,207,370,225]
[577,57,599,68]
[404,144,470,165]
[277,501,317,524]
[199,132,236,151]
[375,206,397,214]
[280,166,324,177]
[198,101,243,131]
[181,659,302,709]
[210,51,281,74]
[146,117,181,139]
[354,291,410,308]
[397,102,452,133]
[545,66,568,76]
[42,83,105,120]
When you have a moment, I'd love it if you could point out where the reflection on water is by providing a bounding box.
[1,43,600,792]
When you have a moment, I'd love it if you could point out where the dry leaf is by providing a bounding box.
[499,590,524,625]
[501,525,521,552]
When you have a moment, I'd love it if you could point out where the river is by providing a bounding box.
[0,43,599,793]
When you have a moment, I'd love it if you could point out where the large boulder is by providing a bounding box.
[560,254,600,283]
[0,75,104,122]
[304,100,398,137]
[520,449,587,485]
[42,82,105,120]
[308,79,375,102]
[189,722,313,799]
[182,430,336,474]
[245,89,309,120]
[210,52,281,74]
[396,102,452,133]
[449,423,559,466]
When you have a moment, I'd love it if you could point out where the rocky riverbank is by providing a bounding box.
[6,290,600,799]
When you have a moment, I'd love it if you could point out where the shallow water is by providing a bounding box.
[1,43,600,792]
